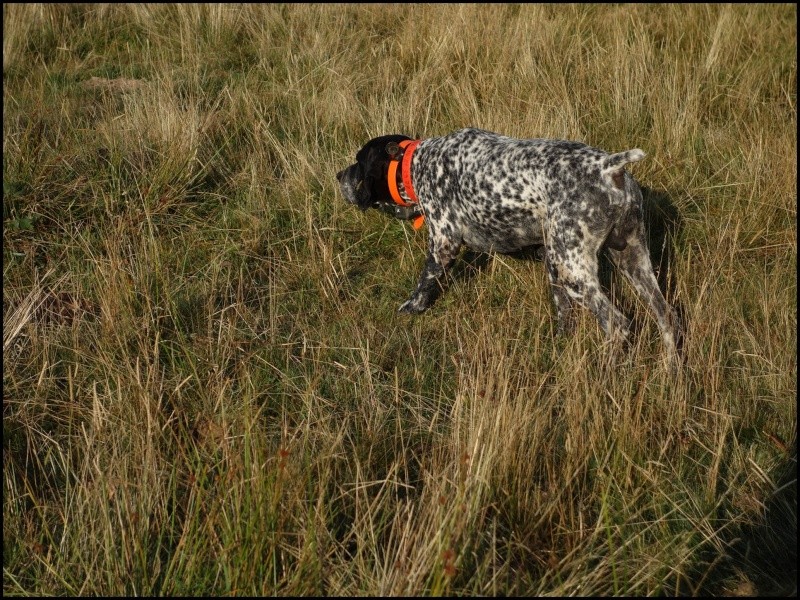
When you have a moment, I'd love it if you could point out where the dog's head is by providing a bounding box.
[336,134,412,212]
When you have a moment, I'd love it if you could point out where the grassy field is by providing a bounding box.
[3,3,796,596]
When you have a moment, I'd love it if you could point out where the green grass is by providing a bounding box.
[3,3,796,596]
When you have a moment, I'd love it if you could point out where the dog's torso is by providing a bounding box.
[410,128,630,254]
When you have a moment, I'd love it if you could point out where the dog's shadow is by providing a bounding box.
[451,186,684,333]
[637,186,682,304]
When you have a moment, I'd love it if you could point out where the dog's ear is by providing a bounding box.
[386,142,401,158]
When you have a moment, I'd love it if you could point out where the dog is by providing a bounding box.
[336,128,680,363]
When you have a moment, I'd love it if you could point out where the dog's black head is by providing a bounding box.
[336,134,412,212]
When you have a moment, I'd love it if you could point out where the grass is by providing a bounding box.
[3,3,796,596]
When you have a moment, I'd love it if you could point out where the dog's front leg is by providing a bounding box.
[398,236,460,314]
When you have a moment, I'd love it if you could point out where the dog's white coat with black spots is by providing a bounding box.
[337,128,680,363]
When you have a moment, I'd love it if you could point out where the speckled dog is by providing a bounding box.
[336,128,680,363]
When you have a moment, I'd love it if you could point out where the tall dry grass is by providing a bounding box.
[3,4,796,595]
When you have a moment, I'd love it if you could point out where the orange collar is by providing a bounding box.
[388,139,424,229]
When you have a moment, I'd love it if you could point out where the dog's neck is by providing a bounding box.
[386,140,424,229]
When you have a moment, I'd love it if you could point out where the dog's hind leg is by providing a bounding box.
[545,234,631,344]
[606,221,680,366]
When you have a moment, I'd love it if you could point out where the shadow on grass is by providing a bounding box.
[640,186,683,308]
[734,441,797,595]
[692,434,797,597]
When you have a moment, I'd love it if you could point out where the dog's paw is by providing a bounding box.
[398,298,428,314]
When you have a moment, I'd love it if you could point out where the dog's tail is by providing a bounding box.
[601,149,645,191]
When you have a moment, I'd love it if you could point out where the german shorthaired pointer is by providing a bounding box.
[336,128,680,364]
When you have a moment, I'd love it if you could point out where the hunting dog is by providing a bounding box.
[336,128,680,363]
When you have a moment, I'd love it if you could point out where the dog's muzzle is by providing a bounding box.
[336,167,362,206]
